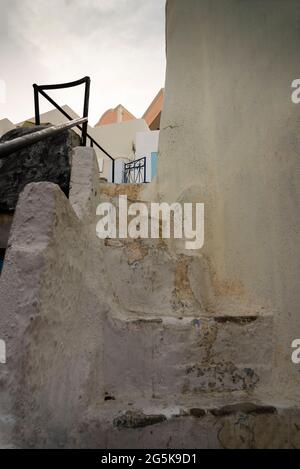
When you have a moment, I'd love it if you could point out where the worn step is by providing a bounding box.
[101,311,274,400]
[68,398,300,449]
[102,236,212,317]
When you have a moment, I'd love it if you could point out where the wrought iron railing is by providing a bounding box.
[33,77,116,182]
[123,157,147,183]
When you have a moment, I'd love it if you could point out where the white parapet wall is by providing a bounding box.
[0,147,108,447]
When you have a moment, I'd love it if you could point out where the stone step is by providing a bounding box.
[69,398,300,449]
[98,187,275,410]
[102,236,213,317]
[101,311,274,400]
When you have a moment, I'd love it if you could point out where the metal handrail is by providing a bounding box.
[0,117,87,158]
[33,77,89,91]
[33,77,116,181]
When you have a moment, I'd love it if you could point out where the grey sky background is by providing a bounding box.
[0,0,166,125]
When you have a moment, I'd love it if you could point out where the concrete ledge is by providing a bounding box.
[0,182,110,448]
[69,146,99,223]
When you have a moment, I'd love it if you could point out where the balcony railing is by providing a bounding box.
[123,157,147,183]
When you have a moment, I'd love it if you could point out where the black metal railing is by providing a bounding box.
[123,157,147,183]
[33,77,116,182]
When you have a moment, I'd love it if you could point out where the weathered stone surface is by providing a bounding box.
[69,401,300,449]
[0,150,295,448]
[186,362,260,393]
[0,126,80,211]
[100,182,143,202]
[210,402,277,417]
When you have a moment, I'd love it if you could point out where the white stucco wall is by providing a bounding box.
[0,119,15,138]
[135,130,159,159]
[156,0,300,401]
[93,119,149,180]
[92,119,149,159]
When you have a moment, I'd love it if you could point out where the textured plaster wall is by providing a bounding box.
[0,148,113,447]
[155,0,300,402]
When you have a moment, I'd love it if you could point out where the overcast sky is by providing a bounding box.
[0,0,166,125]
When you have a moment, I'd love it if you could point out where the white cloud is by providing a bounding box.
[0,0,166,125]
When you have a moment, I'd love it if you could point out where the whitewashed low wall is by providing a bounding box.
[0,147,109,447]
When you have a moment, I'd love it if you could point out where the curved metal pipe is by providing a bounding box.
[0,117,88,159]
